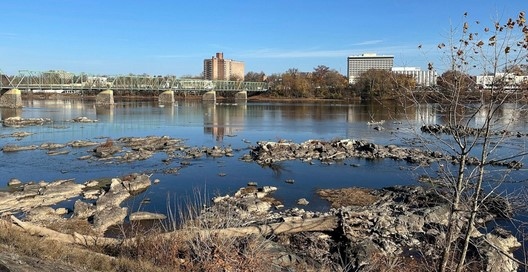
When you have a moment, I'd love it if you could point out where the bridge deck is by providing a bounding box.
[0,70,267,92]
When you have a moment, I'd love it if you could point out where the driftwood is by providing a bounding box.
[193,216,338,237]
[9,216,121,247]
[8,215,338,247]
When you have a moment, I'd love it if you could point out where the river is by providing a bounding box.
[0,98,526,215]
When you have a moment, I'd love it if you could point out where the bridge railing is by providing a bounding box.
[0,70,268,92]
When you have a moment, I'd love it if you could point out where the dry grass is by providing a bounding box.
[0,217,164,271]
[318,187,379,208]
[361,253,432,272]
[47,218,97,236]
[0,186,448,272]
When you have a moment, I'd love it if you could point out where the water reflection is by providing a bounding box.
[0,107,22,119]
[95,105,114,122]
[203,102,247,141]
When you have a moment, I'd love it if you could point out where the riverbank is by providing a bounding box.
[0,182,520,272]
[20,89,528,104]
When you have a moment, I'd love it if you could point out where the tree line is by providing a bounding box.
[244,64,528,101]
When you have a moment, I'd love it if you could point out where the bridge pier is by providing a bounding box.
[158,90,175,104]
[202,91,216,102]
[235,91,247,101]
[96,89,114,105]
[0,89,23,108]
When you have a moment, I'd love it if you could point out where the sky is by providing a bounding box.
[0,1,525,77]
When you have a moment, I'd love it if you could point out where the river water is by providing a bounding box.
[1,99,527,215]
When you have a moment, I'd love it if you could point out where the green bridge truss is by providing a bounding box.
[0,70,267,93]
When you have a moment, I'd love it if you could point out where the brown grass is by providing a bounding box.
[317,187,379,208]
[0,217,164,271]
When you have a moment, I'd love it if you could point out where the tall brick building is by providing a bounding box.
[203,52,245,81]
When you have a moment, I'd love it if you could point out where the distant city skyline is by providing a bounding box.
[0,1,523,76]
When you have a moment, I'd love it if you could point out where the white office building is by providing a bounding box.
[347,53,394,83]
[476,73,528,90]
[391,67,437,87]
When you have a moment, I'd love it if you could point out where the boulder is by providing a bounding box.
[122,174,151,194]
[297,198,309,206]
[7,178,22,186]
[72,116,97,123]
[2,145,39,152]
[2,117,52,127]
[129,212,167,221]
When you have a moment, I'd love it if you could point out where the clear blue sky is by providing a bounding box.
[0,1,524,77]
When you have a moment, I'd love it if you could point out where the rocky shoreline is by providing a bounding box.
[0,176,520,271]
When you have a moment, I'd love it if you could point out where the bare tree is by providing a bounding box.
[403,11,528,272]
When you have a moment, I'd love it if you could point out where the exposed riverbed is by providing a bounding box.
[0,99,526,215]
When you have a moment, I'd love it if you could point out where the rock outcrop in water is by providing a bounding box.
[2,116,52,127]
[246,139,524,169]
[421,124,527,137]
[0,179,84,214]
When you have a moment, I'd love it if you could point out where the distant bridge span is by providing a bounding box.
[0,69,268,93]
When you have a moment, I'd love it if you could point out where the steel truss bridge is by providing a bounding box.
[0,70,267,93]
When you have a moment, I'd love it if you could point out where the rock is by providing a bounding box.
[83,174,151,233]
[72,116,97,123]
[9,131,34,138]
[47,149,70,156]
[39,143,67,150]
[261,186,277,193]
[92,178,131,233]
[73,200,96,219]
[0,179,85,214]
[55,207,69,215]
[213,195,230,203]
[2,144,39,152]
[82,189,102,200]
[7,178,22,186]
[247,138,520,169]
[93,144,121,158]
[297,198,309,206]
[129,212,167,221]
[68,140,99,148]
[240,154,253,162]
[26,207,62,223]
[237,198,272,213]
[78,155,92,160]
[93,206,128,234]
[122,174,151,194]
[84,180,99,187]
[481,228,521,272]
[3,116,52,127]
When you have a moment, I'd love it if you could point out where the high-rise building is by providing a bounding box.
[203,52,245,81]
[347,53,394,83]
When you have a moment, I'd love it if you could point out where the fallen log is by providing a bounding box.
[8,215,338,247]
[9,216,121,247]
[190,216,339,238]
